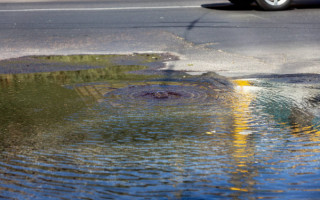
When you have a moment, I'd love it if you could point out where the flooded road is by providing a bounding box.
[1,55,320,199]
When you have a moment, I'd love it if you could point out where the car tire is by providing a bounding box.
[255,0,291,10]
[229,0,254,7]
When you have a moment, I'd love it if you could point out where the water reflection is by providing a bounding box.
[1,59,320,199]
[228,80,257,194]
[0,64,150,152]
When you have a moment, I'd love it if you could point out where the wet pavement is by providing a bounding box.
[1,54,320,199]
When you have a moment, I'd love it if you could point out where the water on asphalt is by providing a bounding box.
[1,55,320,199]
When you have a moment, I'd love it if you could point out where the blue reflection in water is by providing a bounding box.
[1,71,320,199]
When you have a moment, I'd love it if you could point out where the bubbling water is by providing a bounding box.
[103,82,225,107]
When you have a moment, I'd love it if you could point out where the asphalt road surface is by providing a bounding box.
[1,0,320,76]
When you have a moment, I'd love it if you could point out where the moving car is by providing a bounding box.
[229,0,291,10]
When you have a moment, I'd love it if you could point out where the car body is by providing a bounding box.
[229,0,292,10]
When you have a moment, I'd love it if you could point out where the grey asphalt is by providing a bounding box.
[0,0,320,77]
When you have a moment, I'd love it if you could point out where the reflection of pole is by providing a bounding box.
[229,80,257,193]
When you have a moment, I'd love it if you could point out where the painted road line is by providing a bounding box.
[0,5,201,12]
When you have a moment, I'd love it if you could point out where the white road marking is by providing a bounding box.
[0,5,200,12]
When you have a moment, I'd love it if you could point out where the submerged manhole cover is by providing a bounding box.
[104,82,224,107]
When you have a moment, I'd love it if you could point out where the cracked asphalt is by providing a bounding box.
[0,0,320,77]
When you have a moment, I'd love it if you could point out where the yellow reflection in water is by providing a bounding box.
[229,79,257,192]
[230,187,249,192]
[232,79,255,135]
[291,123,320,143]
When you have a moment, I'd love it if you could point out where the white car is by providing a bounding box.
[229,0,291,10]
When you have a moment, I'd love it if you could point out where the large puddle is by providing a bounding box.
[1,55,320,199]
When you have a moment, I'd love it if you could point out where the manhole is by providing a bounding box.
[103,82,223,107]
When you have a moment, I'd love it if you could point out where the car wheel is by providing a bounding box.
[229,0,254,7]
[255,0,291,10]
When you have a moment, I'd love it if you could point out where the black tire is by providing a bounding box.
[229,0,254,7]
[255,0,291,10]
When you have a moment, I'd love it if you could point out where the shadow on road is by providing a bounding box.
[202,0,320,11]
[202,3,257,11]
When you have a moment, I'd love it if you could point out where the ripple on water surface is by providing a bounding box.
[1,57,320,199]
